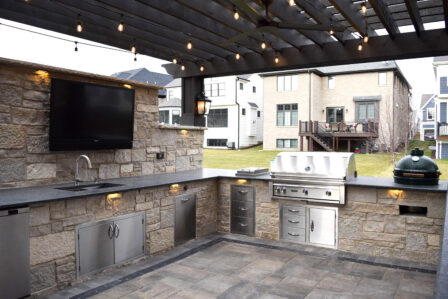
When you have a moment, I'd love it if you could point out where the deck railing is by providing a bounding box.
[438,123,448,136]
[299,120,378,135]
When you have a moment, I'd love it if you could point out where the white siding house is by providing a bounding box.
[164,75,263,149]
[434,56,448,159]
[159,79,182,125]
[419,94,437,141]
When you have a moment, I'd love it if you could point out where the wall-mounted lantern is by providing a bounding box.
[195,92,211,115]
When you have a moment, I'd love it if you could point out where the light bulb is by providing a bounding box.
[363,34,369,43]
[200,65,204,72]
[118,22,124,32]
[131,44,136,53]
[289,0,295,6]
[361,3,367,14]
[173,58,178,64]
[261,41,266,49]
[76,22,82,32]
[329,28,334,35]
[357,43,363,51]
[275,56,279,64]
[181,64,186,71]
[234,10,239,20]
[187,40,192,50]
[236,52,240,60]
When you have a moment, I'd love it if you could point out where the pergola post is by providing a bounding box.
[180,77,206,127]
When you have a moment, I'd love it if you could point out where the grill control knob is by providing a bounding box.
[326,190,332,196]
[303,188,308,195]
[275,186,281,193]
[282,186,287,194]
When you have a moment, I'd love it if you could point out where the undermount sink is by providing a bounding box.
[56,183,123,192]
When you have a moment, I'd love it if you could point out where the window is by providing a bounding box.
[242,108,246,115]
[326,107,344,123]
[207,139,228,146]
[441,77,448,94]
[357,102,376,121]
[427,108,435,120]
[159,110,169,124]
[172,110,180,124]
[277,75,298,92]
[257,111,261,117]
[378,72,387,86]
[207,108,228,127]
[168,89,173,100]
[240,82,244,90]
[204,83,225,97]
[328,76,335,89]
[277,104,298,126]
[253,86,256,93]
[277,139,298,148]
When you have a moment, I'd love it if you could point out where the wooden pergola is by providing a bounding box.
[1,0,448,125]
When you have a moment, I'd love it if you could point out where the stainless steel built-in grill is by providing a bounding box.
[270,152,357,205]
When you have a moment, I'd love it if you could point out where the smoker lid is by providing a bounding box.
[394,147,440,185]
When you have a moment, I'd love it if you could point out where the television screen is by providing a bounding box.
[49,79,135,151]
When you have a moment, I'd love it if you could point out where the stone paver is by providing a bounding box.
[47,238,437,299]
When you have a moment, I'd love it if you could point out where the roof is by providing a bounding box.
[421,94,435,108]
[111,68,173,96]
[237,74,251,81]
[248,102,258,108]
[165,78,182,88]
[434,56,448,63]
[159,97,181,108]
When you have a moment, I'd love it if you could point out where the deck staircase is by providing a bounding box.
[310,134,332,152]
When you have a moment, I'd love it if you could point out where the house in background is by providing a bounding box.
[434,56,448,159]
[419,94,437,141]
[159,78,182,125]
[111,68,173,99]
[261,61,412,152]
[164,75,263,149]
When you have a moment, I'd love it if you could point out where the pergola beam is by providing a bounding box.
[443,0,448,33]
[164,29,448,78]
[329,0,376,37]
[404,0,425,36]
[369,0,400,38]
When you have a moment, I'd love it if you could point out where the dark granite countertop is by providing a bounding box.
[0,169,446,209]
[0,168,270,209]
[346,176,448,193]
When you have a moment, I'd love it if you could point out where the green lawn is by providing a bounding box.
[203,141,448,180]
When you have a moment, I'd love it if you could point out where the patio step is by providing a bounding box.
[311,134,332,152]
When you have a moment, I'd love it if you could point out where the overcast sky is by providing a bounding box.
[0,18,438,110]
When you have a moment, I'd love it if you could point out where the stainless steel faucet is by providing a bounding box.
[75,155,92,186]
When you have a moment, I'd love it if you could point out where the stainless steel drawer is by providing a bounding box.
[231,199,254,218]
[282,205,306,217]
[281,227,306,243]
[231,185,254,202]
[231,216,254,236]
[282,215,305,229]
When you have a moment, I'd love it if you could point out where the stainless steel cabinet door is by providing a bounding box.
[0,210,30,299]
[78,221,114,276]
[309,207,336,247]
[114,214,145,264]
[175,194,196,246]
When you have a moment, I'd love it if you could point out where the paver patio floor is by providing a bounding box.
[48,236,436,299]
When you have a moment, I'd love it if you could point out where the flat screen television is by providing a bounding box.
[49,78,135,151]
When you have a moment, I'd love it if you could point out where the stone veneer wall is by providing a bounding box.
[0,62,203,189]
[218,178,279,240]
[217,180,445,265]
[339,186,445,265]
[28,179,217,296]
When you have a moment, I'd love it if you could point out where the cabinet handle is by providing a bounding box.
[114,224,120,238]
[239,207,248,211]
[311,220,314,232]
[181,198,190,203]
[288,209,300,213]
[238,190,248,195]
[108,224,114,239]
[288,232,300,236]
[239,223,248,227]
[288,219,300,224]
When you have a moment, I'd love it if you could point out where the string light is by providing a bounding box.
[187,40,192,50]
[233,6,239,20]
[236,52,240,60]
[329,28,334,35]
[181,64,186,71]
[131,44,136,53]
[357,42,363,51]
[363,34,369,43]
[200,65,204,72]
[173,58,178,64]
[274,54,279,64]
[118,21,124,32]
[361,2,367,14]
[74,41,78,52]
[289,0,295,6]
[76,14,83,32]
[261,40,266,49]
